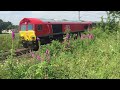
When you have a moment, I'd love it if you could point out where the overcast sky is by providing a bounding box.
[0,11,107,25]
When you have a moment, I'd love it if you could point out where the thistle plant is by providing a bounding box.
[11,31,15,58]
[31,52,35,58]
[37,37,40,50]
[45,49,50,63]
[80,34,86,40]
[88,34,94,39]
[80,34,94,40]
[36,55,41,61]
[29,49,42,62]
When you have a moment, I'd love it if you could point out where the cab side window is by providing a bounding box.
[89,24,92,28]
[37,25,42,31]
[84,25,88,30]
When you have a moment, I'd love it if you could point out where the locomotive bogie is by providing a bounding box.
[21,40,39,51]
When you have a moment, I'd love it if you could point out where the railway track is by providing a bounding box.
[0,35,77,60]
[0,48,31,60]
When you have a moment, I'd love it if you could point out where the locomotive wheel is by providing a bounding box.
[58,35,63,42]
[40,37,50,45]
[23,43,28,48]
[32,40,39,51]
[40,39,46,45]
[78,32,81,37]
[33,45,39,51]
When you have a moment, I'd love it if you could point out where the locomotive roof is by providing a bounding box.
[20,18,92,25]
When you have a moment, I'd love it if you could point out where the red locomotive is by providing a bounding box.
[19,18,92,51]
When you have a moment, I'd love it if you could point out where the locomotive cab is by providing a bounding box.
[20,24,36,41]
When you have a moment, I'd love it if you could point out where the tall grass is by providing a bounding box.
[0,33,22,51]
[0,18,119,79]
[0,26,119,79]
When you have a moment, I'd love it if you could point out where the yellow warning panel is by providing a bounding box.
[19,31,36,41]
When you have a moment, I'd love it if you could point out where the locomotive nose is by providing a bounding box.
[19,31,36,41]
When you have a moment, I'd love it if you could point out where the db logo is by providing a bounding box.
[65,25,70,30]
[26,32,29,36]
[26,32,28,35]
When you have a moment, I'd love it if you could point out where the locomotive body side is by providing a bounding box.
[35,22,92,37]
[62,23,85,33]
[35,23,52,37]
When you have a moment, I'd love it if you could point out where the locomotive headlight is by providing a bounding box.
[21,36,24,40]
[31,36,36,41]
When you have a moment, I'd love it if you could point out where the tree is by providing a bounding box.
[62,19,68,21]
[103,11,120,32]
[0,19,4,34]
[0,19,17,34]
[107,11,120,18]
[0,19,3,23]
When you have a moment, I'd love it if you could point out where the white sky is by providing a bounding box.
[0,11,107,25]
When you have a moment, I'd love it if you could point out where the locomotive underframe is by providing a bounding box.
[22,40,39,51]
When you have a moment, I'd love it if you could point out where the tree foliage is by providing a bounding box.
[0,19,18,34]
[108,11,120,18]
[98,11,120,32]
